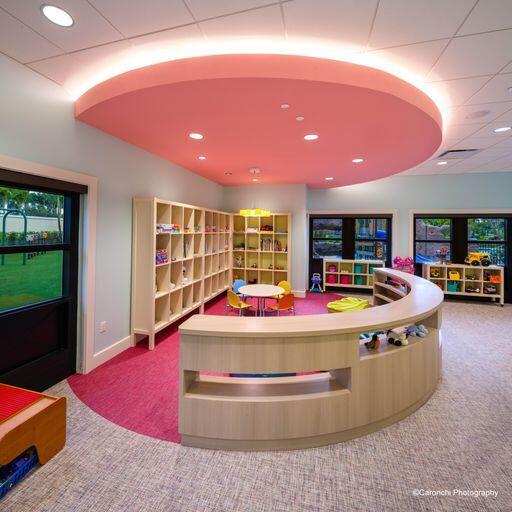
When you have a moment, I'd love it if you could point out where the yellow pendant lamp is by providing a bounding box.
[239,168,271,217]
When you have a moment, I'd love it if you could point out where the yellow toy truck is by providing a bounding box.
[464,251,491,267]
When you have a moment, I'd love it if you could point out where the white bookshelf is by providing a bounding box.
[132,197,232,349]
[422,263,504,306]
[323,259,385,290]
[231,213,291,286]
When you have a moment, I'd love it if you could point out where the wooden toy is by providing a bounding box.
[364,334,380,350]
[0,384,66,472]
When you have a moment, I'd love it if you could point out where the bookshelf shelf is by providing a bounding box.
[231,213,291,286]
[132,197,233,349]
[422,263,504,305]
[322,259,385,290]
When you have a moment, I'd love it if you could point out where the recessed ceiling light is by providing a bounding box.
[493,126,511,133]
[189,132,203,140]
[252,178,259,182]
[224,171,232,176]
[352,158,364,163]
[437,161,448,165]
[280,103,290,109]
[304,134,318,141]
[41,4,74,27]
[198,155,206,160]
[296,116,304,121]
[325,177,334,181]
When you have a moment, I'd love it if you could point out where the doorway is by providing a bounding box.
[0,169,86,391]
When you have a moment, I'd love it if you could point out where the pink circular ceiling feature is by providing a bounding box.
[75,54,442,188]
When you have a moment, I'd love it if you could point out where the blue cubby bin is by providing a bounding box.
[0,450,38,500]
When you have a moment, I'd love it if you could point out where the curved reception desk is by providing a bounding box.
[178,269,444,451]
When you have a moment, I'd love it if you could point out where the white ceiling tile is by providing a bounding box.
[430,30,512,81]
[0,9,63,62]
[465,121,512,139]
[466,73,512,104]
[28,54,81,86]
[453,135,507,149]
[283,0,376,52]
[130,25,204,54]
[500,60,512,73]
[369,0,474,49]
[458,0,512,36]
[199,5,285,41]
[491,106,512,124]
[87,0,194,37]
[444,102,512,125]
[429,76,491,106]
[186,0,273,20]
[443,123,485,140]
[492,136,512,148]
[365,40,447,80]
[0,0,123,52]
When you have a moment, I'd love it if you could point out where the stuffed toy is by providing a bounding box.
[406,324,429,337]
[364,334,381,351]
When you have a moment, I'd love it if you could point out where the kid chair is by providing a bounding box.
[266,293,295,316]
[232,279,247,297]
[226,290,252,316]
[274,280,291,299]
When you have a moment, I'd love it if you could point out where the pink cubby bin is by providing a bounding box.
[326,274,338,284]
[328,264,337,272]
[340,275,351,285]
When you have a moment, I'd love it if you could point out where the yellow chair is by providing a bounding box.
[226,290,252,316]
[266,293,295,316]
[274,280,291,299]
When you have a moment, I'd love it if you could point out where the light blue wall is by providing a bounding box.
[308,173,512,256]
[0,54,224,354]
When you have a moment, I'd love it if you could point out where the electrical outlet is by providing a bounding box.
[99,321,107,333]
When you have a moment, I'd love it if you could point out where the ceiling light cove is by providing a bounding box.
[41,5,74,27]
[325,177,334,181]
[280,104,290,109]
[76,54,442,189]
[198,155,206,160]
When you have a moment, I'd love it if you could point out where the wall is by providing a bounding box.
[223,184,308,292]
[308,172,512,256]
[0,53,224,355]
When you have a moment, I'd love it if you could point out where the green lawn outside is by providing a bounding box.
[0,251,63,312]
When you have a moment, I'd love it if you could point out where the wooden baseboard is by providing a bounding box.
[85,335,131,373]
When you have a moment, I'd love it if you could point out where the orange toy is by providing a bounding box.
[0,384,66,467]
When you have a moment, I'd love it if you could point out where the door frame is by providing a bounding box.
[0,153,98,374]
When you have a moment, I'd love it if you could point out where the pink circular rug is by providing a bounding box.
[68,292,341,442]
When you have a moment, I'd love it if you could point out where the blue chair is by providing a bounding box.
[233,279,247,297]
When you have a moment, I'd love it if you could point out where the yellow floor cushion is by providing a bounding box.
[327,297,370,313]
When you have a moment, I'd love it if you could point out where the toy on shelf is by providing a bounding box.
[246,227,258,233]
[464,251,491,266]
[310,273,323,292]
[328,264,337,272]
[364,334,381,351]
[385,326,409,346]
[435,246,449,265]
[183,226,193,234]
[483,284,498,294]
[392,256,415,274]
[430,268,441,278]
[406,324,428,337]
[235,255,243,268]
[260,224,273,232]
[466,285,480,293]
[156,223,181,234]
[194,225,201,233]
[182,268,189,284]
[261,238,273,251]
[448,270,460,280]
[155,249,168,265]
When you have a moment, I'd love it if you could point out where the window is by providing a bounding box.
[312,218,342,259]
[355,218,388,260]
[415,218,452,263]
[0,186,66,312]
[467,218,507,266]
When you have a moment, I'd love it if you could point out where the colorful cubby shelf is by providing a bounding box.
[422,263,504,306]
[131,197,232,349]
[231,213,291,286]
[323,259,385,290]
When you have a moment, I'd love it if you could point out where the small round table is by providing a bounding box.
[238,284,285,316]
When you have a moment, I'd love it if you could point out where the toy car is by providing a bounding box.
[483,285,497,294]
[464,251,491,266]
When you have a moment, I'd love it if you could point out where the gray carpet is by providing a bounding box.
[2,300,511,512]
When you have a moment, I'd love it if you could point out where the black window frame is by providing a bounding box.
[413,213,512,303]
